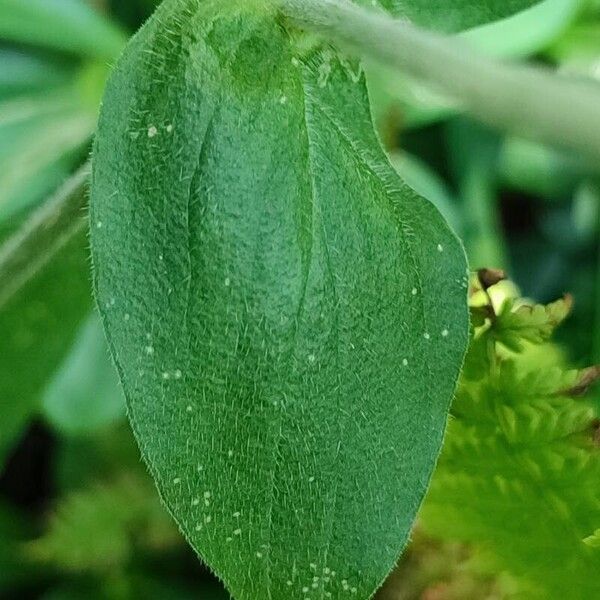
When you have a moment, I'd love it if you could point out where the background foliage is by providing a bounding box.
[0,0,599,598]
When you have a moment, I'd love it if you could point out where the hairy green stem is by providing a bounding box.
[281,0,600,162]
[0,163,89,310]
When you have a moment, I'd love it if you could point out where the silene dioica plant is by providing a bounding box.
[2,0,600,599]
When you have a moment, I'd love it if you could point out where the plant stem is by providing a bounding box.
[0,163,89,310]
[281,0,600,162]
[3,2,598,312]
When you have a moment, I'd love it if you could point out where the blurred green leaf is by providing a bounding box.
[389,150,461,233]
[367,67,453,133]
[0,49,72,100]
[0,58,109,222]
[550,22,600,64]
[584,529,600,548]
[572,180,600,243]
[127,576,231,600]
[41,577,230,600]
[0,501,32,590]
[498,136,596,201]
[42,312,125,436]
[55,431,138,500]
[447,119,508,269]
[27,475,179,573]
[0,98,93,221]
[460,0,582,59]
[107,0,162,30]
[41,584,119,600]
[0,0,126,60]
[0,231,91,467]
[376,0,544,32]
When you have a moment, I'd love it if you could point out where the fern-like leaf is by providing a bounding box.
[420,282,600,599]
[26,475,179,573]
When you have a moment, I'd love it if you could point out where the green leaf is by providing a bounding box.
[0,0,127,60]
[54,423,144,492]
[584,530,600,548]
[374,0,543,33]
[0,231,91,467]
[459,0,582,59]
[447,119,507,269]
[0,501,32,590]
[0,50,71,100]
[0,59,109,223]
[91,2,468,599]
[0,166,92,467]
[41,578,230,600]
[26,475,179,573]
[498,137,593,202]
[42,312,125,436]
[0,96,94,222]
[388,151,461,234]
[493,295,573,352]
[420,290,600,599]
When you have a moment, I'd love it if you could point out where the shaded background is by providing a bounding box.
[1,0,599,598]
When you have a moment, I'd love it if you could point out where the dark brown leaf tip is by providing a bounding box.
[477,268,506,291]
[558,365,600,398]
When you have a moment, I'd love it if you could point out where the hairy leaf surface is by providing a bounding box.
[91,1,468,599]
